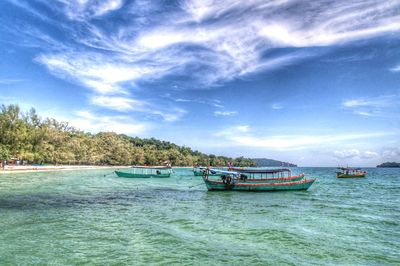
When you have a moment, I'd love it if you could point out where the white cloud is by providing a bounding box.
[216,126,390,150]
[334,149,360,159]
[0,78,23,84]
[342,94,400,118]
[55,0,123,20]
[214,110,237,116]
[72,110,148,135]
[27,0,400,93]
[36,53,163,94]
[90,96,145,112]
[390,65,400,72]
[151,108,187,122]
[271,103,283,110]
[361,151,378,159]
[382,147,400,159]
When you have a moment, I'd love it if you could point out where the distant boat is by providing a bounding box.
[336,167,366,178]
[115,166,172,178]
[202,168,315,191]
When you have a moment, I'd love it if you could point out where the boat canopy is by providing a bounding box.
[337,167,362,171]
[230,168,291,174]
[207,168,240,177]
[131,165,171,169]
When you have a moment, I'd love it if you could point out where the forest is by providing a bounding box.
[0,104,256,167]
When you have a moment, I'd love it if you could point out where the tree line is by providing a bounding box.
[0,104,256,167]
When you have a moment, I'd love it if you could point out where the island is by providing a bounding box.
[377,162,400,168]
[251,158,297,167]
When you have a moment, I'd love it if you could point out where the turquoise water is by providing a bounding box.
[0,167,399,265]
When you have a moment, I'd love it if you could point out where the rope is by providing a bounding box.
[189,182,204,189]
[103,171,116,177]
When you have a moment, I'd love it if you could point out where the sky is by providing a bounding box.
[0,0,400,166]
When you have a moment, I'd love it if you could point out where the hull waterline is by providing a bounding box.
[203,178,315,191]
[115,171,171,178]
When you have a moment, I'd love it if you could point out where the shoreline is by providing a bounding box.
[0,165,132,174]
[0,165,196,174]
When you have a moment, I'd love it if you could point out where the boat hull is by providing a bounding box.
[115,171,170,178]
[203,178,315,191]
[336,173,366,178]
[234,174,304,183]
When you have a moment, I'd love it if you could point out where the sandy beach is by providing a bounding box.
[0,165,131,174]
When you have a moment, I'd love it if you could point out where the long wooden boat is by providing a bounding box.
[336,167,366,178]
[115,166,171,178]
[202,168,315,191]
[203,177,315,191]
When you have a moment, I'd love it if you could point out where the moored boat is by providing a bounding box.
[115,166,172,178]
[336,167,366,178]
[202,168,315,191]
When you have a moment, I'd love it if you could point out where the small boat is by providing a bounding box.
[115,166,172,178]
[336,167,367,178]
[202,168,315,191]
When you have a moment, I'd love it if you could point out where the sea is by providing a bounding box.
[0,167,399,265]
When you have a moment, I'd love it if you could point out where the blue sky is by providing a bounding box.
[1,0,400,166]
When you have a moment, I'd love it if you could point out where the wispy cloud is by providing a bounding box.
[216,126,390,150]
[214,110,237,116]
[333,149,379,159]
[53,0,124,21]
[342,94,400,118]
[390,65,400,72]
[382,147,400,159]
[271,103,283,110]
[0,78,23,84]
[72,110,148,135]
[6,0,400,127]
[90,95,147,112]
[333,149,360,159]
[13,0,400,92]
[151,108,187,122]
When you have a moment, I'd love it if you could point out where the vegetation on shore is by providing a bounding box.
[0,104,256,167]
[377,162,400,168]
[251,158,297,167]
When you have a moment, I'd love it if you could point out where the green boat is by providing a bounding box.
[336,167,366,178]
[115,166,172,178]
[203,176,315,191]
[202,168,315,191]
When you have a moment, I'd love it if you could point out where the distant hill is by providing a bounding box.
[377,162,400,168]
[251,158,297,167]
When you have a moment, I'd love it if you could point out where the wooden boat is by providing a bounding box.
[336,167,366,178]
[202,168,315,191]
[115,166,171,178]
[203,176,315,191]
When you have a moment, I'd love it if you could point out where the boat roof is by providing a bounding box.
[337,167,362,171]
[131,166,171,169]
[208,168,239,177]
[230,167,291,174]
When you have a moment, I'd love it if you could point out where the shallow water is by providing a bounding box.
[0,167,399,265]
